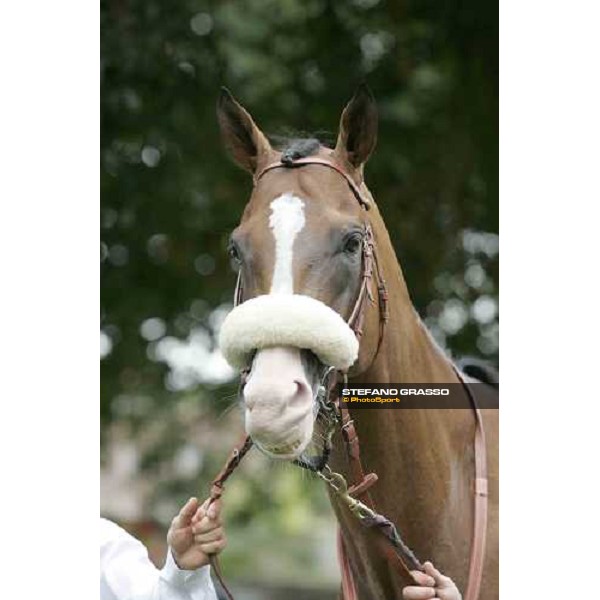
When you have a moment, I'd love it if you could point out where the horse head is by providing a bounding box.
[217,85,383,459]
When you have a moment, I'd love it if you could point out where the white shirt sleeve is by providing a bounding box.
[100,518,218,600]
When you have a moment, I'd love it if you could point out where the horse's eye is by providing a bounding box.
[228,242,242,265]
[343,233,363,255]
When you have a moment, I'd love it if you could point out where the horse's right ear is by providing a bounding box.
[334,84,378,172]
[216,88,272,174]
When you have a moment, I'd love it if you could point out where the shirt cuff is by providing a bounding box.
[160,548,213,589]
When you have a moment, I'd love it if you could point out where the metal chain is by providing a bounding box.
[318,464,423,572]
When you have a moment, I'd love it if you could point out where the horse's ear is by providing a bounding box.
[334,84,378,170]
[217,88,273,174]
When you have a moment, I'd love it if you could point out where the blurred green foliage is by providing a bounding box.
[101,0,497,585]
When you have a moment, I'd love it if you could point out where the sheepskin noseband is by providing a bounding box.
[219,294,359,370]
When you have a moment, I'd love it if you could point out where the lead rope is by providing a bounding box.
[334,367,489,600]
[330,386,422,598]
[205,435,253,600]
[333,235,487,597]
[337,227,422,588]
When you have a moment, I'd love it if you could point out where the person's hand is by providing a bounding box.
[402,561,462,600]
[167,497,226,570]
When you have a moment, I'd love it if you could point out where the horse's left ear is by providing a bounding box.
[334,84,378,170]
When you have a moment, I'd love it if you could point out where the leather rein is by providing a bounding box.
[206,156,488,600]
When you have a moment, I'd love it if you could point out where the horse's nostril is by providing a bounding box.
[288,378,312,408]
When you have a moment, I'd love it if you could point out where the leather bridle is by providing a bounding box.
[206,155,488,600]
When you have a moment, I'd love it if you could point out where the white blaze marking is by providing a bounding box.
[269,193,306,294]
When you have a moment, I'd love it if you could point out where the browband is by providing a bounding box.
[254,157,371,210]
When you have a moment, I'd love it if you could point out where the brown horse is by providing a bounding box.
[216,85,498,600]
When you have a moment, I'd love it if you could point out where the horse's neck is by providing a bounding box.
[352,302,470,504]
[362,202,458,383]
[331,210,475,595]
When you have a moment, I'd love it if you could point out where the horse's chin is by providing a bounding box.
[252,423,314,460]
